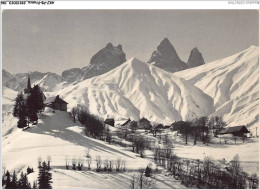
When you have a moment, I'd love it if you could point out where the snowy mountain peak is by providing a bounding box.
[59,56,214,123]
[147,38,187,72]
[187,47,205,68]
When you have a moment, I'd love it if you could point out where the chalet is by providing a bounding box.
[150,124,164,136]
[44,95,68,111]
[121,118,131,127]
[164,125,171,129]
[219,126,249,136]
[170,121,189,131]
[115,118,131,127]
[104,118,115,127]
[138,117,151,130]
[155,124,164,131]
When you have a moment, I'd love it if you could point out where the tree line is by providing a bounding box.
[179,116,226,145]
[153,147,259,189]
[2,159,52,189]
[13,85,45,129]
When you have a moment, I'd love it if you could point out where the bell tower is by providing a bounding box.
[24,74,32,94]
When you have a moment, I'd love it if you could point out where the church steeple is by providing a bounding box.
[24,74,32,94]
[27,75,31,89]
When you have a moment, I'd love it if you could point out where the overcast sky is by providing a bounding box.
[2,9,259,75]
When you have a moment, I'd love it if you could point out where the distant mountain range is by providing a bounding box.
[3,42,126,92]
[2,38,204,92]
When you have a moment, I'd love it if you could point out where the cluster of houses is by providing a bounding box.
[103,117,250,138]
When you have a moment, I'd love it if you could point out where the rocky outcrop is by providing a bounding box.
[82,43,126,80]
[187,47,205,68]
[147,38,187,72]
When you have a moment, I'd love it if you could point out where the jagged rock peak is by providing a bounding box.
[117,44,122,51]
[106,42,113,49]
[159,38,172,47]
[147,38,187,72]
[187,47,205,68]
[83,42,126,80]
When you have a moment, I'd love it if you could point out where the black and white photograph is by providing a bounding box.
[1,1,259,189]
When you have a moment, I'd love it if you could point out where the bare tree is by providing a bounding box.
[71,107,77,123]
[121,159,126,171]
[38,156,42,168]
[103,159,109,172]
[85,148,91,158]
[95,156,102,172]
[87,157,92,170]
[77,158,83,170]
[116,157,121,172]
[130,173,137,189]
[72,158,77,170]
[109,160,114,172]
[65,155,69,169]
[47,156,52,169]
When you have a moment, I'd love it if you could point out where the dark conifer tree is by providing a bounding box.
[10,170,18,189]
[38,161,52,189]
[145,166,152,177]
[13,92,28,128]
[18,171,24,188]
[32,85,45,113]
[17,111,27,129]
[17,171,31,189]
[24,174,31,189]
[33,181,38,189]
[5,170,11,189]
[26,90,38,124]
[13,92,24,117]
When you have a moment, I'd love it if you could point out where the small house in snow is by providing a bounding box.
[104,118,115,127]
[115,118,131,127]
[44,95,68,111]
[170,121,189,131]
[138,117,151,130]
[219,126,249,136]
[121,118,131,127]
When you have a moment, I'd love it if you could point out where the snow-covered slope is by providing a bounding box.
[175,46,259,131]
[2,87,18,138]
[59,58,214,124]
[2,90,185,188]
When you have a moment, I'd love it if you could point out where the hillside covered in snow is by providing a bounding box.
[58,57,214,124]
[2,86,186,189]
[175,46,259,132]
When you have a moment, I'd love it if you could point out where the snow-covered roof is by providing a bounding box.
[139,117,150,123]
[219,126,249,134]
[44,96,56,104]
[115,118,131,126]
[44,95,68,104]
